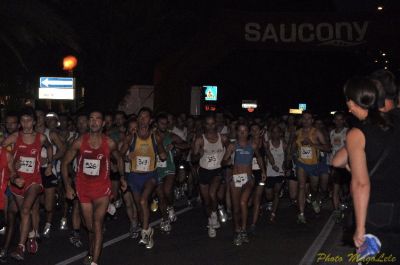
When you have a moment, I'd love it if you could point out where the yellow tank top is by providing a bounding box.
[296,128,319,165]
[129,134,157,173]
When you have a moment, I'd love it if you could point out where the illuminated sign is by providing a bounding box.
[289,108,303,114]
[203,86,217,101]
[39,77,75,100]
[299,103,307,111]
[242,100,257,109]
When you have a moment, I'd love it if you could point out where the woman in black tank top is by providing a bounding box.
[343,76,400,259]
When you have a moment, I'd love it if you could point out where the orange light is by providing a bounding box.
[63,55,78,71]
[247,108,254,113]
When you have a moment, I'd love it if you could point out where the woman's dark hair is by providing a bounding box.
[344,76,392,129]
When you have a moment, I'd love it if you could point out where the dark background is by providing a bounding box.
[1,0,399,115]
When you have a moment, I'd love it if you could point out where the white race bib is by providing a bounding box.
[83,159,100,176]
[252,157,260,170]
[124,161,131,173]
[156,156,167,168]
[233,174,248,188]
[206,154,218,168]
[136,156,150,172]
[300,146,313,160]
[19,156,36,174]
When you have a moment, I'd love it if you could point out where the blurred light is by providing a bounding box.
[384,66,388,70]
[289,108,303,114]
[385,60,388,63]
[377,6,383,11]
[382,53,386,56]
[330,111,337,115]
[247,108,254,113]
[63,55,78,71]
[374,59,378,63]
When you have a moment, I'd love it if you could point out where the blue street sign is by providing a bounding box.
[40,77,74,88]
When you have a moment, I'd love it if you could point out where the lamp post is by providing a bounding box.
[62,55,78,112]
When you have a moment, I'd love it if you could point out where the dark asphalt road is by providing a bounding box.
[3,198,333,265]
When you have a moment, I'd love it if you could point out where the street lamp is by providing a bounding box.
[63,55,78,72]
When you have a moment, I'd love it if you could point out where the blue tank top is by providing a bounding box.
[234,143,254,166]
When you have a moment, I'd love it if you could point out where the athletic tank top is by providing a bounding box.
[76,133,110,182]
[156,132,175,171]
[234,142,254,166]
[40,129,59,174]
[0,147,10,193]
[266,140,285,177]
[356,122,400,204]
[129,133,157,173]
[199,133,224,170]
[13,132,42,182]
[296,128,319,165]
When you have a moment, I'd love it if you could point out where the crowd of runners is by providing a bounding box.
[0,69,399,265]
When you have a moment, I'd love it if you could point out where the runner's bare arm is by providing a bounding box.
[7,151,23,188]
[155,134,167,161]
[171,133,189,150]
[191,136,204,162]
[61,137,81,199]
[221,135,229,148]
[109,138,127,191]
[50,131,66,161]
[1,132,17,148]
[41,134,54,176]
[221,143,234,166]
[119,134,132,155]
[314,129,331,152]
[254,147,267,180]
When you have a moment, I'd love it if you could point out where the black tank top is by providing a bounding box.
[356,121,400,203]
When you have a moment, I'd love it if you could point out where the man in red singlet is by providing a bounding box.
[1,108,53,261]
[62,111,126,265]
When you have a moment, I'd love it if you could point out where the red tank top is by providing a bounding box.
[77,133,110,183]
[0,147,10,192]
[13,132,42,182]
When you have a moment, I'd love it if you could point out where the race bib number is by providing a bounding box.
[83,159,100,176]
[206,154,218,168]
[136,156,151,172]
[124,161,131,173]
[252,157,260,170]
[300,146,313,160]
[19,156,36,174]
[233,174,248,188]
[156,156,167,168]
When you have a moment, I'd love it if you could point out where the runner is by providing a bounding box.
[192,115,228,238]
[2,107,53,260]
[264,125,287,223]
[222,123,266,246]
[294,111,330,224]
[155,113,188,232]
[61,110,126,265]
[121,107,167,249]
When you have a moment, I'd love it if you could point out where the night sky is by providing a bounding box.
[1,0,399,115]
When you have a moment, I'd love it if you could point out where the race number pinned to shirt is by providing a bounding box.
[19,156,36,174]
[206,154,218,168]
[83,159,100,176]
[233,174,248,188]
[124,161,131,173]
[252,157,260,170]
[136,156,150,172]
[156,156,167,168]
[300,146,313,160]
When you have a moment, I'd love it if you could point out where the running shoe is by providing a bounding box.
[0,248,7,263]
[115,199,123,209]
[129,221,139,239]
[233,232,242,246]
[139,228,154,249]
[69,232,83,248]
[217,205,228,223]
[269,212,276,223]
[332,209,342,224]
[167,207,177,223]
[43,223,52,238]
[210,212,220,229]
[160,219,171,233]
[60,217,68,230]
[10,244,25,261]
[26,237,38,254]
[240,230,249,243]
[297,213,307,224]
[312,200,321,214]
[208,225,216,238]
[82,255,93,265]
[0,227,5,235]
